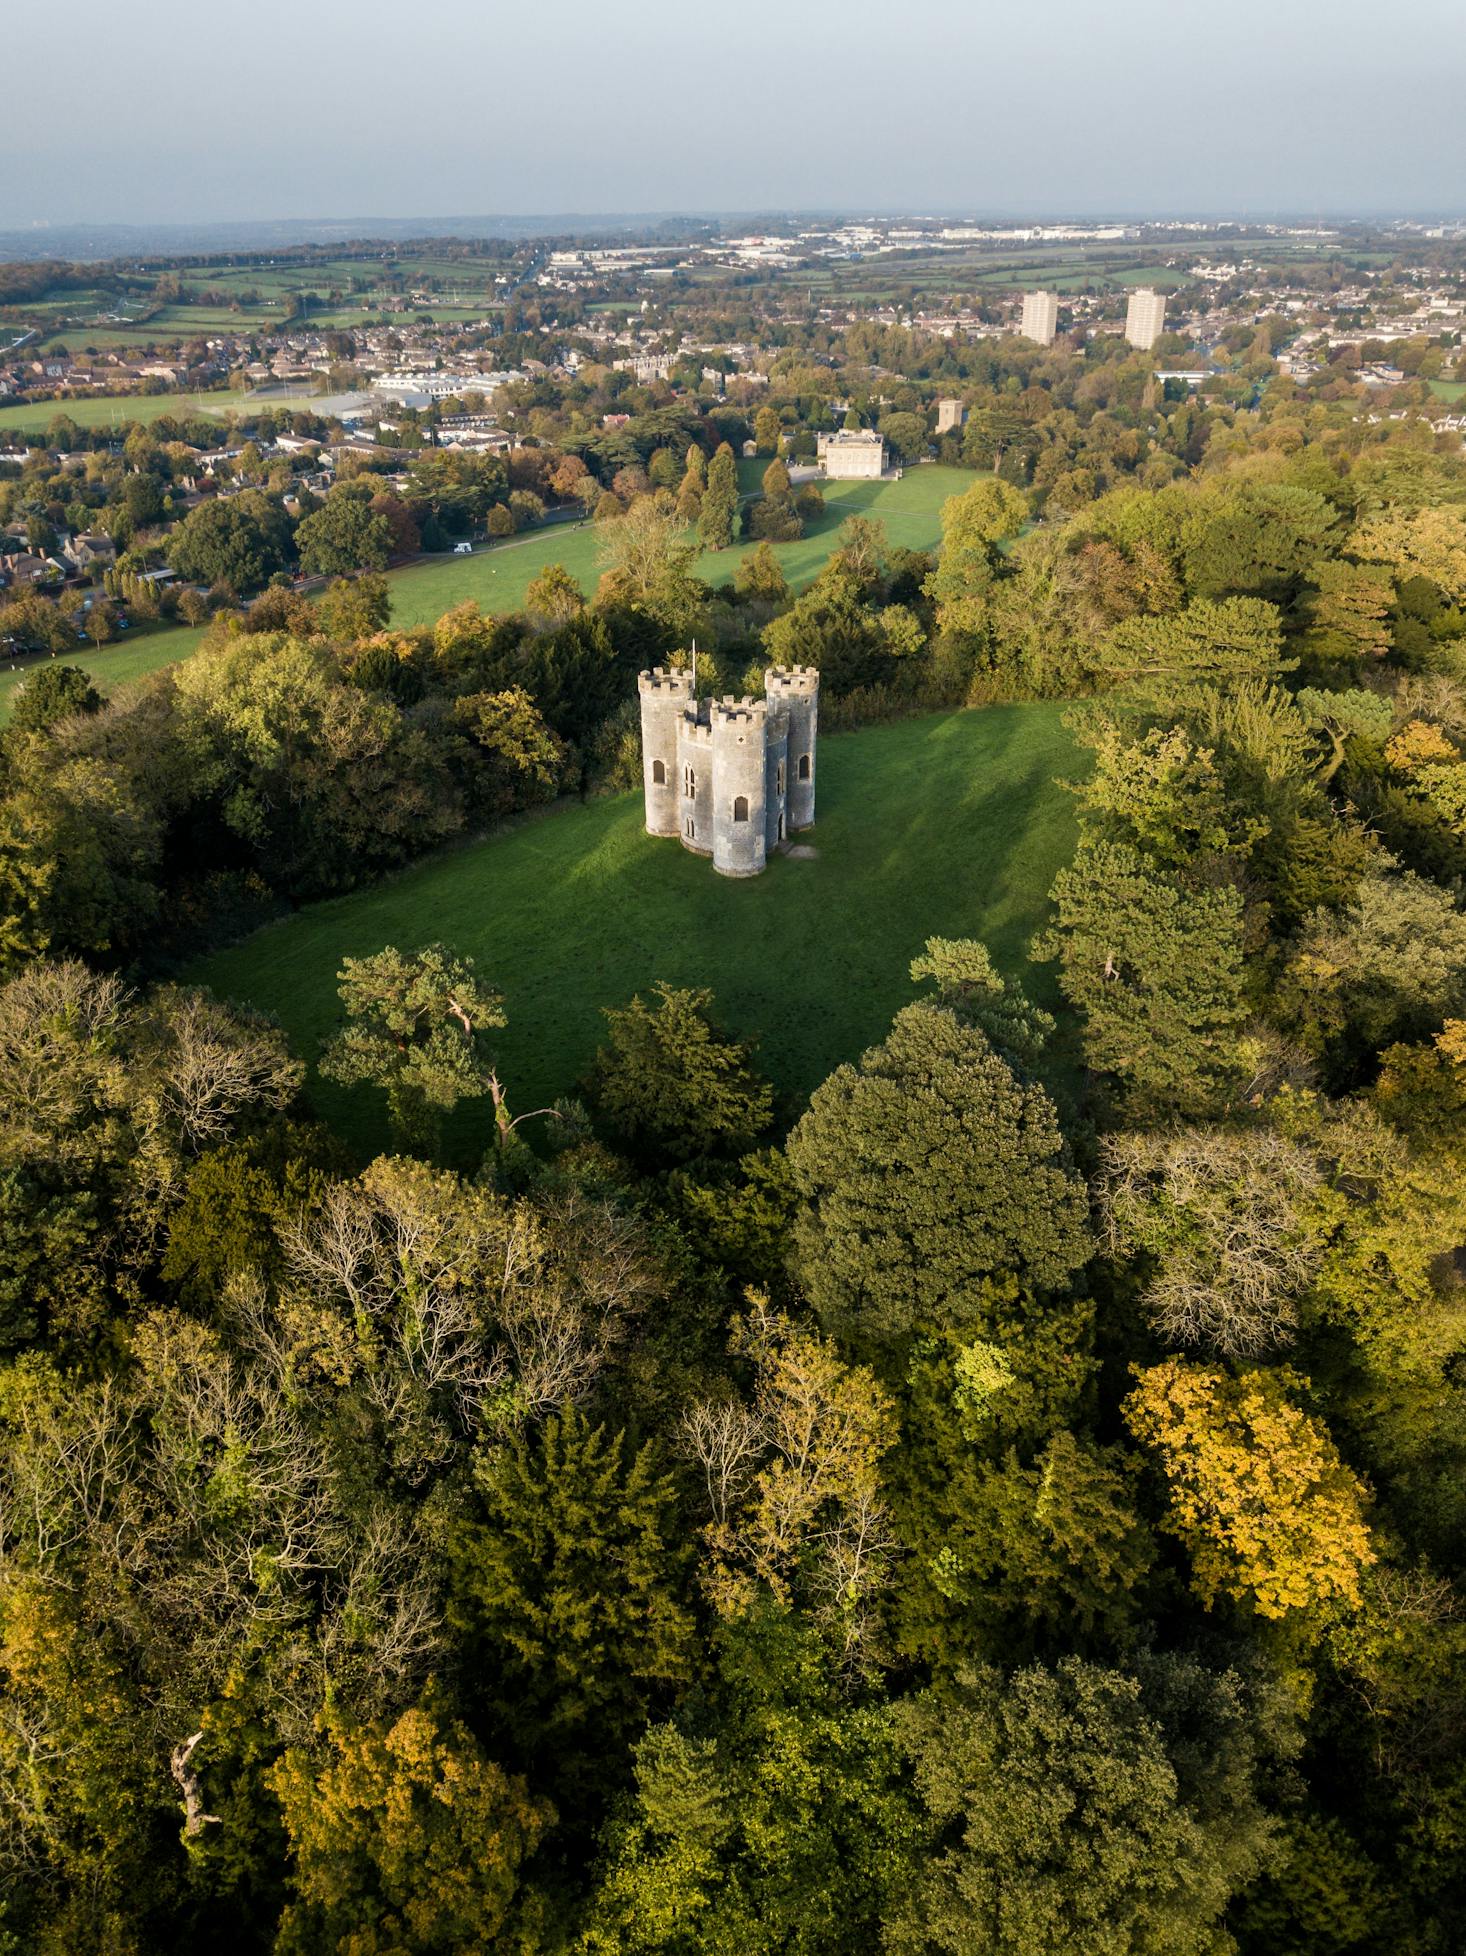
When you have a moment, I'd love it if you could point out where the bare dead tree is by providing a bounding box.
[1096,1125,1327,1357]
[679,1399,766,1526]
[145,988,303,1152]
[170,1731,220,1838]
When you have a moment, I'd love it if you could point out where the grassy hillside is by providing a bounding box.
[385,464,968,629]
[188,701,1079,1162]
[0,465,970,720]
[0,624,207,720]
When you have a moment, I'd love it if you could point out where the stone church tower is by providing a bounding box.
[637,665,819,877]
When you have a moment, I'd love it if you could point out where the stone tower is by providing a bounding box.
[764,664,818,832]
[637,663,819,877]
[637,665,695,837]
[707,697,768,877]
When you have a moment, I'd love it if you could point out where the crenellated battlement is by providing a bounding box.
[765,664,820,697]
[638,665,696,697]
[711,696,767,730]
[679,709,715,746]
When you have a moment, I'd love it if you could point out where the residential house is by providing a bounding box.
[63,533,118,575]
[0,552,64,588]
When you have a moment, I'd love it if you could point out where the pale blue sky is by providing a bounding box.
[7,0,1465,227]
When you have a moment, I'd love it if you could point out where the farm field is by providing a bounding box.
[1110,264,1188,287]
[188,700,1080,1161]
[385,464,971,628]
[0,624,207,720]
[6,248,513,354]
[781,235,1383,305]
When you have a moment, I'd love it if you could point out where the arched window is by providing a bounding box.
[652,758,665,785]
[798,753,811,780]
[732,795,749,823]
[684,766,696,797]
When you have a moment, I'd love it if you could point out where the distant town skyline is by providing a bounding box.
[7,0,1465,229]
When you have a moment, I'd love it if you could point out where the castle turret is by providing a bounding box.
[765,666,819,830]
[676,700,715,856]
[638,666,695,836]
[709,697,769,877]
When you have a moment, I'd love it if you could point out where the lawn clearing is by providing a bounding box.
[0,466,974,720]
[384,465,971,629]
[0,625,206,721]
[0,390,246,433]
[188,701,1080,1161]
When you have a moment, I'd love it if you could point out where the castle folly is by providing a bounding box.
[638,665,819,877]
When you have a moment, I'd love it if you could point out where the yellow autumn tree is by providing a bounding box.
[1124,1358,1373,1620]
[1348,506,1466,604]
[1385,719,1461,772]
[1382,720,1466,840]
[267,1699,552,1955]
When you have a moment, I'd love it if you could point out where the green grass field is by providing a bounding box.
[1429,379,1466,404]
[188,702,1079,1161]
[8,251,512,358]
[0,467,971,722]
[387,465,970,628]
[0,390,245,433]
[0,625,207,721]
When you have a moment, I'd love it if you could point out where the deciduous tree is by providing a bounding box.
[888,1657,1274,1956]
[682,1298,897,1665]
[1124,1357,1374,1619]
[296,495,392,577]
[319,943,510,1155]
[268,1700,552,1956]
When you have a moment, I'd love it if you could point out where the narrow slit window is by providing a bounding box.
[652,757,666,784]
[733,795,749,822]
[798,753,811,780]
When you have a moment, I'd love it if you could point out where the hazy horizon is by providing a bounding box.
[9,0,1465,230]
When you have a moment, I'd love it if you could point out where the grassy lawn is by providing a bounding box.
[386,465,970,629]
[187,701,1080,1162]
[1110,265,1187,288]
[0,468,974,720]
[0,390,245,433]
[1429,379,1466,404]
[0,624,207,721]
